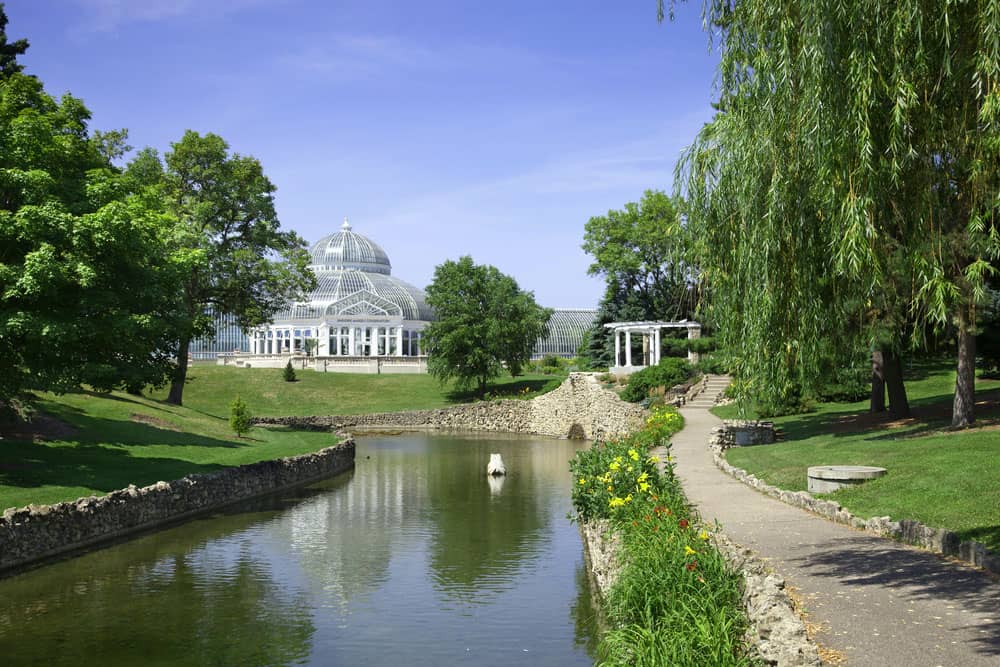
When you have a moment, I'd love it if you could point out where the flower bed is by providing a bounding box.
[570,406,758,666]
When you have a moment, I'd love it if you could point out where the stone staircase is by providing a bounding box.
[687,374,731,408]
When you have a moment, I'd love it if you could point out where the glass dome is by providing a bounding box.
[277,218,433,322]
[309,218,392,275]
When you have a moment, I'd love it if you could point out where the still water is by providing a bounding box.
[0,433,601,666]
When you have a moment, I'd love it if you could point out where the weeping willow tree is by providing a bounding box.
[666,0,1000,425]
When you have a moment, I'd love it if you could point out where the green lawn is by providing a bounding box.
[148,363,567,418]
[715,361,1000,551]
[0,366,568,512]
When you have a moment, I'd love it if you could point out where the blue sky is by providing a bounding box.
[7,0,719,308]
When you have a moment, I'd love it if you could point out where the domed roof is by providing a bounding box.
[308,217,392,275]
[282,269,434,322]
[276,218,433,323]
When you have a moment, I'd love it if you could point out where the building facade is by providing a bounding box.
[243,218,431,370]
[532,309,598,359]
[200,219,598,371]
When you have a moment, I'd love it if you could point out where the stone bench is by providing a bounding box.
[807,465,887,493]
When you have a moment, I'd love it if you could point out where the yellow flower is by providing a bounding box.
[609,497,626,508]
[607,486,613,492]
[647,455,660,463]
[684,545,696,556]
[667,455,674,463]
[628,449,639,461]
[699,530,710,541]
[637,472,649,483]
[609,460,621,471]
[579,478,587,485]
[625,493,633,503]
[639,481,650,492]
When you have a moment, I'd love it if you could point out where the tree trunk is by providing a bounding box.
[166,336,191,406]
[870,349,886,413]
[953,305,976,427]
[882,348,910,419]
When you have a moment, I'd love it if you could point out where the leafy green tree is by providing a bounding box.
[424,256,552,394]
[229,395,251,437]
[0,11,178,402]
[0,4,27,78]
[282,360,297,382]
[144,131,315,405]
[669,0,1000,425]
[580,191,697,369]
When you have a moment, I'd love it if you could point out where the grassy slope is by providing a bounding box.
[148,363,567,418]
[715,361,1000,550]
[0,366,567,512]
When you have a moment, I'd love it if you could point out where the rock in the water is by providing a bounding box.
[487,453,506,476]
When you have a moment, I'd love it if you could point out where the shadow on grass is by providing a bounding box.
[958,525,1000,553]
[774,388,1000,442]
[788,535,1000,658]
[0,439,226,495]
[445,376,565,403]
[36,403,244,449]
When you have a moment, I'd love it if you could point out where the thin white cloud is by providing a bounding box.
[73,0,274,31]
[278,32,578,84]
[281,34,447,81]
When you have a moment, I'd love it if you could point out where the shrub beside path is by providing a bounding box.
[665,405,1000,666]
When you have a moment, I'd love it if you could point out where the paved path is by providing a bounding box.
[665,406,1000,666]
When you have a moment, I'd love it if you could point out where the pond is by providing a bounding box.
[0,433,601,666]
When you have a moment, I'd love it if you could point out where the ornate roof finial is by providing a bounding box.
[341,216,352,231]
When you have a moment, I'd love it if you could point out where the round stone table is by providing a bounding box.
[807,465,887,493]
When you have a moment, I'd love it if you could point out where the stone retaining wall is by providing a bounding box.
[708,425,1000,576]
[712,420,777,448]
[0,439,355,575]
[578,519,820,666]
[255,372,646,441]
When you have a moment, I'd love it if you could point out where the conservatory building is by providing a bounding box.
[235,218,433,373]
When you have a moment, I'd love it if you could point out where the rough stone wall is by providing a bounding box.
[0,440,355,575]
[527,372,645,440]
[254,372,646,440]
[712,420,777,448]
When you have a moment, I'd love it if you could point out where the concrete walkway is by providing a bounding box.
[667,406,1000,666]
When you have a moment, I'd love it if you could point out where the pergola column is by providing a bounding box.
[653,328,660,365]
[614,330,621,367]
[625,330,632,367]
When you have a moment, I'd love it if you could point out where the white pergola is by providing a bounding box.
[604,320,702,375]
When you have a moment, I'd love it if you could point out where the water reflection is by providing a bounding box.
[0,516,315,666]
[1,432,599,667]
[487,473,505,496]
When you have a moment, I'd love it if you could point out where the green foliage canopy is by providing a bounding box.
[671,0,1000,424]
[424,256,552,394]
[580,190,698,369]
[0,16,178,401]
[143,131,316,405]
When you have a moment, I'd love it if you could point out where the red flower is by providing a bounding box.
[678,519,689,529]
[686,561,698,571]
